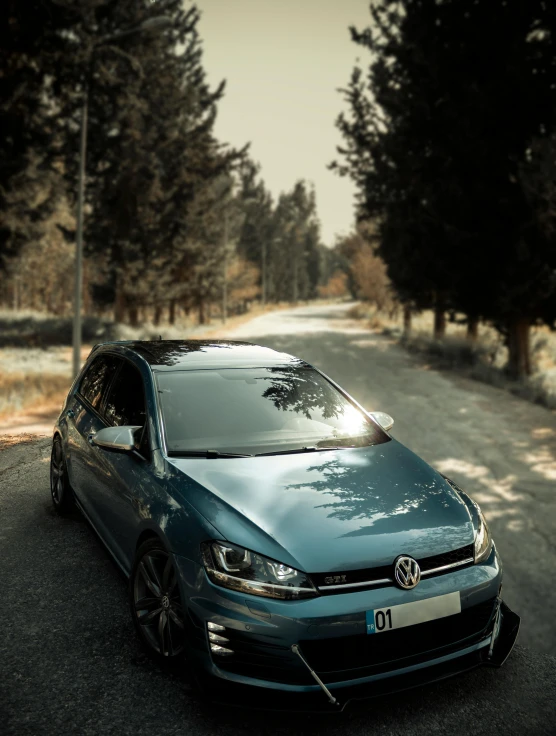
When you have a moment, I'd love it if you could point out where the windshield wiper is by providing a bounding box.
[169,446,349,459]
[167,450,253,458]
[255,446,345,457]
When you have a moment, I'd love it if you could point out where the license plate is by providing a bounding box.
[366,592,461,634]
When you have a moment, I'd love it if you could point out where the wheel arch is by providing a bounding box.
[52,426,70,453]
[135,528,163,552]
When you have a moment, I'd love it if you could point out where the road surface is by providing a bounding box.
[1,303,555,735]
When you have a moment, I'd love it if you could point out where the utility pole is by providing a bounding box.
[264,236,281,308]
[222,209,229,324]
[261,240,267,307]
[293,251,298,305]
[72,86,88,378]
[292,229,299,305]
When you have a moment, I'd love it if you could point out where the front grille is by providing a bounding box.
[312,543,475,593]
[299,597,496,683]
[420,544,475,573]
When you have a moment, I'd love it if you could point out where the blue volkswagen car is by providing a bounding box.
[50,340,519,710]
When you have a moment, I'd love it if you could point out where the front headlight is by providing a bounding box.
[201,541,318,600]
[474,508,493,563]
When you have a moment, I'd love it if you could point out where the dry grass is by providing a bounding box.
[347,303,376,321]
[0,372,70,418]
[0,301,313,348]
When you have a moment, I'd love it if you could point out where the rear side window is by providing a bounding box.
[104,361,147,428]
[79,355,119,411]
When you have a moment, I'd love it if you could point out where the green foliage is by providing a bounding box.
[333,0,556,377]
[236,165,327,303]
[59,1,245,314]
[2,0,328,320]
[1,0,245,315]
[0,1,74,265]
[270,181,324,302]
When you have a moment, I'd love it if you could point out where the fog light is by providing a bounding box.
[210,643,233,656]
[208,631,229,644]
[207,621,233,656]
[207,621,225,632]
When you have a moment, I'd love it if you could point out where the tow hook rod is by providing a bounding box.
[291,644,340,707]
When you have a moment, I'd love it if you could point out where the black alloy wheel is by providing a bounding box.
[50,436,74,513]
[130,539,186,660]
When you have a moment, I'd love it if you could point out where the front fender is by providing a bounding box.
[132,452,222,563]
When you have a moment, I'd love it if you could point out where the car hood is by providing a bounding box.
[167,439,474,573]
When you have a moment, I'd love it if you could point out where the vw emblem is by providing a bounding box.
[394,555,421,589]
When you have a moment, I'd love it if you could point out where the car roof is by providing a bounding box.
[92,339,306,371]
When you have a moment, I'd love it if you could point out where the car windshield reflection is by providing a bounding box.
[156,366,390,456]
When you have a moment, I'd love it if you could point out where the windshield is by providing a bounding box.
[156,366,390,456]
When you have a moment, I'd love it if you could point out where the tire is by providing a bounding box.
[50,435,75,514]
[129,538,186,664]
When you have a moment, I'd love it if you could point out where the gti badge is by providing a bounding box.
[394,555,421,589]
[324,574,347,585]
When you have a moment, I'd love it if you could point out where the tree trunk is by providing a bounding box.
[128,305,139,327]
[153,305,162,326]
[434,305,446,339]
[169,300,176,325]
[12,276,19,310]
[507,317,531,379]
[467,316,479,341]
[198,299,206,325]
[114,272,126,323]
[403,305,412,337]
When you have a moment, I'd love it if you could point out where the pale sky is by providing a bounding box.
[195,0,373,245]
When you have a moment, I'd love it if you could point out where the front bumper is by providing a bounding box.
[175,546,519,710]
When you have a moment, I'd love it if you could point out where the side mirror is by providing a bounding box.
[369,411,394,432]
[92,425,142,452]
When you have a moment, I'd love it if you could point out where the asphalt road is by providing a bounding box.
[2,303,555,735]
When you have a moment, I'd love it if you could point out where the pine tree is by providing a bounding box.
[271,181,324,303]
[0,1,73,267]
[234,159,274,305]
[334,0,556,377]
[51,0,244,322]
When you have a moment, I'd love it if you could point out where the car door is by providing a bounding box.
[66,353,120,529]
[87,358,152,572]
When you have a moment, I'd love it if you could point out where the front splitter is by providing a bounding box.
[193,600,520,713]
